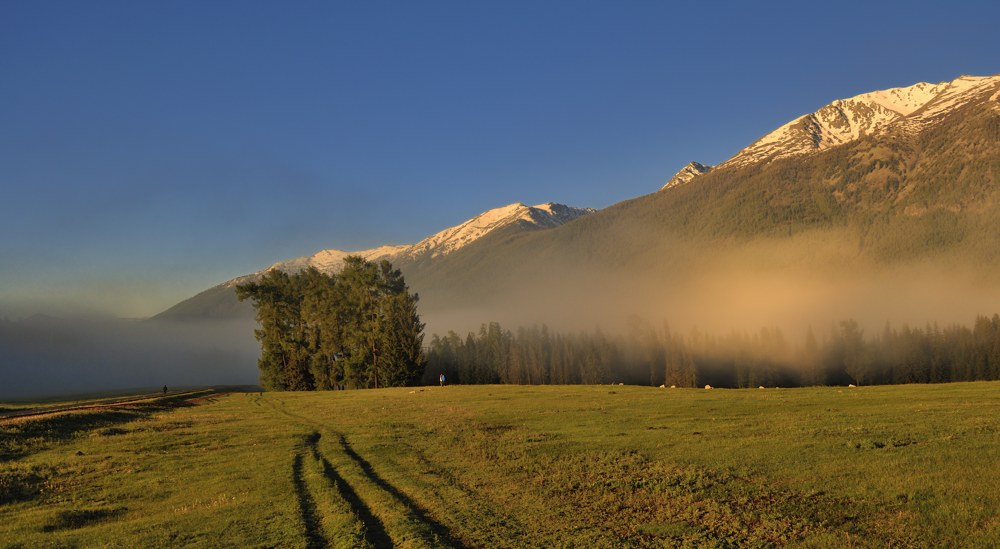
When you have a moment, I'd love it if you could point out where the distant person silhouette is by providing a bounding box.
[162,385,168,395]
[439,373,445,387]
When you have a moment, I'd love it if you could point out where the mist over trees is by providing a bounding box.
[425,315,1000,388]
[236,258,426,390]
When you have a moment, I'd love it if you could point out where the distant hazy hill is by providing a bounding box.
[161,73,1000,333]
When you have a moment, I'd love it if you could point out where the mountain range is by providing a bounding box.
[242,202,594,277]
[159,73,1000,333]
[157,202,595,319]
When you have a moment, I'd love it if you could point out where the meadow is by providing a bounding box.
[2,382,998,547]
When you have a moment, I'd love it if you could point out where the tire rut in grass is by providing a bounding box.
[305,432,392,548]
[263,397,468,547]
[292,448,328,549]
[401,444,528,544]
[334,433,469,548]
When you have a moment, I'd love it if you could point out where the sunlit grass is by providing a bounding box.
[2,383,999,546]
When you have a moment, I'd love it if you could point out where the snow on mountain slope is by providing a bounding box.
[860,81,948,116]
[222,202,594,287]
[275,245,410,274]
[907,75,1000,124]
[402,202,593,259]
[720,74,1000,170]
[661,161,713,191]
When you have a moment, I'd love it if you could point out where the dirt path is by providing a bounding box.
[0,390,215,422]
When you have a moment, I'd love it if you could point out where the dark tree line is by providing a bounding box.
[423,323,621,386]
[425,314,1000,388]
[236,258,426,391]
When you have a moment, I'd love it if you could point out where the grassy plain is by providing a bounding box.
[2,382,999,547]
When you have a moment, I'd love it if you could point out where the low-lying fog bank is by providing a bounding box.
[0,316,258,400]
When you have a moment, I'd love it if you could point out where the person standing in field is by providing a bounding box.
[162,385,168,395]
[439,373,445,387]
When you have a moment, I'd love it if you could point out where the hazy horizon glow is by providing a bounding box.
[2,1,999,317]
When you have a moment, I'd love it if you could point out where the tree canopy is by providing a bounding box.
[236,257,426,391]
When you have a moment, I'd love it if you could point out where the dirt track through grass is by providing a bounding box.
[291,448,327,549]
[305,432,390,548]
[261,393,465,548]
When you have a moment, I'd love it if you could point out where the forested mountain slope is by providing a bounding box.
[162,74,1000,334]
[408,74,1000,332]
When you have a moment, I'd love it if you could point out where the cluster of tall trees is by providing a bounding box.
[425,315,1000,388]
[236,258,426,391]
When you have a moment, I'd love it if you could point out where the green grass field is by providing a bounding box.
[2,382,999,547]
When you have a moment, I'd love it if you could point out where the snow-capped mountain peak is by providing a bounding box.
[856,81,947,116]
[405,202,594,259]
[223,202,595,286]
[720,74,1000,170]
[271,245,410,275]
[660,161,713,191]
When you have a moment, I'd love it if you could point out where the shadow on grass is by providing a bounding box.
[42,507,128,531]
[335,433,469,548]
[306,432,393,549]
[261,397,467,547]
[0,465,53,504]
[292,449,328,549]
[0,394,206,462]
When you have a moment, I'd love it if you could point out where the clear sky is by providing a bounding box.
[2,0,998,318]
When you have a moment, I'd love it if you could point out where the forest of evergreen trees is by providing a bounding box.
[233,252,1000,391]
[424,315,1000,388]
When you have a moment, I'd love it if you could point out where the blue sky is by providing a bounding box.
[1,1,998,317]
